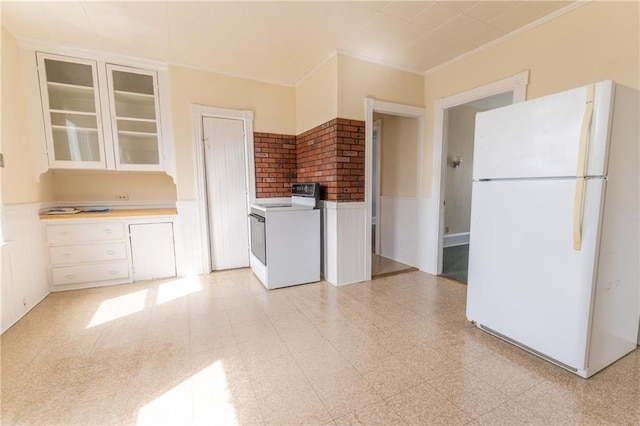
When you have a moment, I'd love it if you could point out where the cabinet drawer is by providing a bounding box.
[51,262,130,286]
[49,242,127,265]
[47,222,125,244]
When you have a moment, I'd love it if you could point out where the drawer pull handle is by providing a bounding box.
[64,274,76,279]
[107,270,118,275]
[106,250,116,255]
[63,253,73,257]
[104,229,113,234]
[60,231,70,235]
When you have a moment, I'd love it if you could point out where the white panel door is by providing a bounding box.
[473,81,613,180]
[203,117,249,270]
[466,178,604,370]
[130,223,176,281]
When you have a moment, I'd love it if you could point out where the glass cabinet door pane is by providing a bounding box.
[52,128,101,161]
[109,67,161,167]
[119,134,160,165]
[41,57,103,165]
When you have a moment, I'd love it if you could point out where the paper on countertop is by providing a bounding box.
[45,207,81,215]
[81,207,111,213]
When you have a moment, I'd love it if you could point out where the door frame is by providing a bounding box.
[372,118,382,255]
[364,99,425,281]
[191,105,255,273]
[427,71,529,275]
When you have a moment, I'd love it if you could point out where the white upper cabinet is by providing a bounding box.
[23,43,176,181]
[106,65,163,170]
[37,54,107,169]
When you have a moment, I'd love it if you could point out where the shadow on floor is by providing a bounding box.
[371,254,416,279]
[442,244,469,284]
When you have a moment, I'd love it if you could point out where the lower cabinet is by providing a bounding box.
[129,223,176,281]
[44,216,176,291]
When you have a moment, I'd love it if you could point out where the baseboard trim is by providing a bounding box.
[444,232,470,248]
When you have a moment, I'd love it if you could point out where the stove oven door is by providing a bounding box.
[249,213,266,265]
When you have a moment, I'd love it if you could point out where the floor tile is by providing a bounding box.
[334,400,407,425]
[426,367,512,418]
[1,270,638,425]
[386,383,472,425]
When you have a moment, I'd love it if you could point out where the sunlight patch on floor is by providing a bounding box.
[137,360,239,425]
[157,276,203,305]
[87,289,147,328]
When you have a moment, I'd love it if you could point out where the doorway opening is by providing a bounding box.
[365,100,425,280]
[440,93,513,283]
[427,70,529,278]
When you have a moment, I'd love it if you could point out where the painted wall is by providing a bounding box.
[373,113,418,198]
[168,65,296,200]
[443,106,480,235]
[1,28,54,205]
[422,1,640,197]
[50,171,177,202]
[295,56,338,134]
[338,55,424,121]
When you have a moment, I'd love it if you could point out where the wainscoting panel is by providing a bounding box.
[379,197,420,269]
[320,201,338,284]
[322,201,369,286]
[2,204,49,334]
[336,202,367,285]
[176,201,207,276]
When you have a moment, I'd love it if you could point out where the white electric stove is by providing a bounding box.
[249,183,321,289]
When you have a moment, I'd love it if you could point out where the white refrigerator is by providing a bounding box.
[466,80,639,378]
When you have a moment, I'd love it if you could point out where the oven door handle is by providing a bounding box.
[249,213,265,223]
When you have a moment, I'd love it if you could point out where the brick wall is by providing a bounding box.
[297,118,365,202]
[254,118,365,202]
[254,132,297,198]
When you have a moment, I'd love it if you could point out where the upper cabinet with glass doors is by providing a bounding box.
[38,54,107,169]
[107,65,163,170]
[32,51,173,177]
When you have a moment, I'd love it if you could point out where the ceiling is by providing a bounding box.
[2,1,575,86]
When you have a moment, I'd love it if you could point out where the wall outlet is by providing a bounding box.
[117,194,129,201]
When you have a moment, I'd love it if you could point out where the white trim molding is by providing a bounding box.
[426,70,529,275]
[190,104,255,274]
[364,98,425,281]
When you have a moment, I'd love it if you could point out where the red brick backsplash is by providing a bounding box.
[254,133,297,198]
[297,118,365,202]
[254,118,365,202]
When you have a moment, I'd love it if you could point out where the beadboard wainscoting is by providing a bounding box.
[321,201,367,286]
[379,196,421,269]
[2,203,49,333]
[175,200,207,276]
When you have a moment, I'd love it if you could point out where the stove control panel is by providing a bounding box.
[291,182,320,208]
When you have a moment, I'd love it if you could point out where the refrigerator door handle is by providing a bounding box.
[572,85,595,250]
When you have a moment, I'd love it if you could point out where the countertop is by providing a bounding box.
[40,208,178,220]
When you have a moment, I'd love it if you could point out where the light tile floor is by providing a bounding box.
[1,269,638,425]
